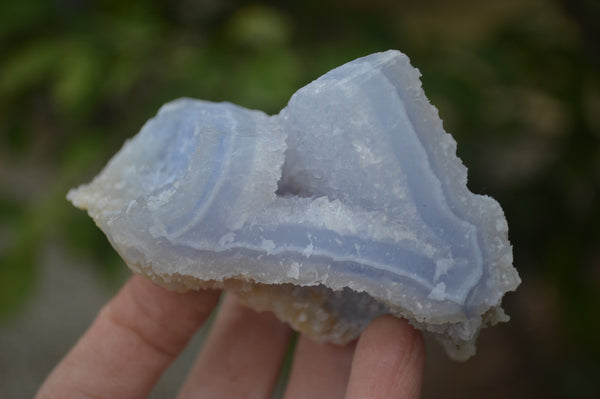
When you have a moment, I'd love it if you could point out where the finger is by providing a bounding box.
[345,316,425,399]
[284,336,356,399]
[36,275,220,399]
[177,294,292,399]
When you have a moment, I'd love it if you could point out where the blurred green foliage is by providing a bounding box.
[1,0,599,397]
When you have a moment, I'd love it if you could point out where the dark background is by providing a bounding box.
[1,0,599,398]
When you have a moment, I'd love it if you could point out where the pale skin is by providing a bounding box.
[35,275,425,399]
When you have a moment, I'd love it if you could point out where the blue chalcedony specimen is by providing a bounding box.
[68,50,520,360]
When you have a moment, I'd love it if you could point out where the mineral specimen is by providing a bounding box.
[68,50,520,360]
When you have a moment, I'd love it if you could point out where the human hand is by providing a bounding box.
[35,275,425,399]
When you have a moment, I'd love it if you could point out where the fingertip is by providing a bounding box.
[284,336,356,399]
[361,315,424,353]
[125,274,222,324]
[177,294,292,399]
[345,316,425,399]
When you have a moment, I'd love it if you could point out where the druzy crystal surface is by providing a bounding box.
[68,50,520,360]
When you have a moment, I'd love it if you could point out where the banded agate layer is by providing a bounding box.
[68,50,520,360]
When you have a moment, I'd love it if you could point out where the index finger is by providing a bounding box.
[35,275,220,399]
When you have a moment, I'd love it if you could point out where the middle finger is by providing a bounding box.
[177,294,292,399]
[284,336,356,399]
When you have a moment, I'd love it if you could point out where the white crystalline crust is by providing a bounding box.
[68,50,521,360]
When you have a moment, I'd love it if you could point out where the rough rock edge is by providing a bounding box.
[133,263,509,361]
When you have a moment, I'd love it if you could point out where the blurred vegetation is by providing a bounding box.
[1,0,599,397]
